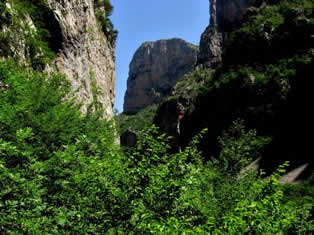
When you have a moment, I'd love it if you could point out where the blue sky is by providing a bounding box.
[110,0,209,113]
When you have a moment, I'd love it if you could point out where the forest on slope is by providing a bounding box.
[1,0,314,234]
[155,0,314,168]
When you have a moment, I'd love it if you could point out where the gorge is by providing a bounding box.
[0,0,313,233]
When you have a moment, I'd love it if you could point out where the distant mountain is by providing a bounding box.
[123,38,198,114]
[154,0,313,178]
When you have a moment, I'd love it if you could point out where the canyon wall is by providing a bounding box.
[198,0,251,67]
[123,38,198,114]
[0,0,116,118]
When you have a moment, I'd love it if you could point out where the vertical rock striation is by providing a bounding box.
[123,38,198,114]
[0,0,116,118]
[198,0,251,67]
[48,0,116,118]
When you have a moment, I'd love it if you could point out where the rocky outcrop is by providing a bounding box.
[0,0,116,118]
[123,38,198,114]
[48,0,115,118]
[155,0,314,179]
[198,0,251,67]
[155,0,255,150]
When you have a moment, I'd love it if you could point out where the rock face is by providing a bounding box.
[123,38,198,114]
[0,0,116,118]
[155,0,314,179]
[198,0,251,67]
[155,0,254,151]
[48,0,115,118]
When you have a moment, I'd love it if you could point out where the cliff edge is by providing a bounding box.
[198,0,251,67]
[123,38,198,114]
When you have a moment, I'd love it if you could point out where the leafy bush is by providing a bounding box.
[119,124,313,234]
[117,104,159,134]
[0,60,124,233]
[94,0,118,45]
[1,0,313,232]
[0,62,312,233]
[224,0,314,66]
[217,119,272,176]
[171,68,214,99]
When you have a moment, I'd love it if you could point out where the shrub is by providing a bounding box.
[0,67,312,233]
[0,60,125,233]
[117,104,159,134]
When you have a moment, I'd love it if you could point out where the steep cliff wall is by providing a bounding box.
[198,0,251,67]
[155,0,314,178]
[123,38,198,114]
[48,0,116,117]
[0,0,116,118]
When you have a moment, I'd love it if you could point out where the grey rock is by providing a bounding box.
[198,0,251,67]
[48,0,116,118]
[123,38,198,114]
[1,0,116,118]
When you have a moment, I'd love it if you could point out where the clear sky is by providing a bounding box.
[110,0,209,113]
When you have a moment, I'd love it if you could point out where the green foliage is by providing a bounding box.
[0,60,124,233]
[88,68,102,111]
[171,68,214,99]
[119,125,312,234]
[117,104,159,134]
[1,0,313,232]
[94,0,118,45]
[218,119,272,176]
[210,0,314,100]
[224,0,314,66]
[0,0,57,68]
[94,0,114,16]
[0,62,312,233]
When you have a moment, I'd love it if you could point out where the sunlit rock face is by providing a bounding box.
[0,0,116,118]
[123,38,198,114]
[48,0,116,118]
[198,0,251,67]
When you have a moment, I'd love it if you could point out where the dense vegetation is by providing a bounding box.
[0,60,313,233]
[117,104,159,134]
[157,0,314,171]
[94,0,118,45]
[0,0,313,233]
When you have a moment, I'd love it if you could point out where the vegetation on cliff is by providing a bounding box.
[157,0,313,167]
[0,0,313,233]
[0,0,58,69]
[117,104,158,134]
[0,61,313,233]
[94,0,118,45]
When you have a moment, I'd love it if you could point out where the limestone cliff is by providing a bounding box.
[123,38,198,114]
[198,0,251,67]
[48,0,116,117]
[0,0,116,118]
[155,0,314,179]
